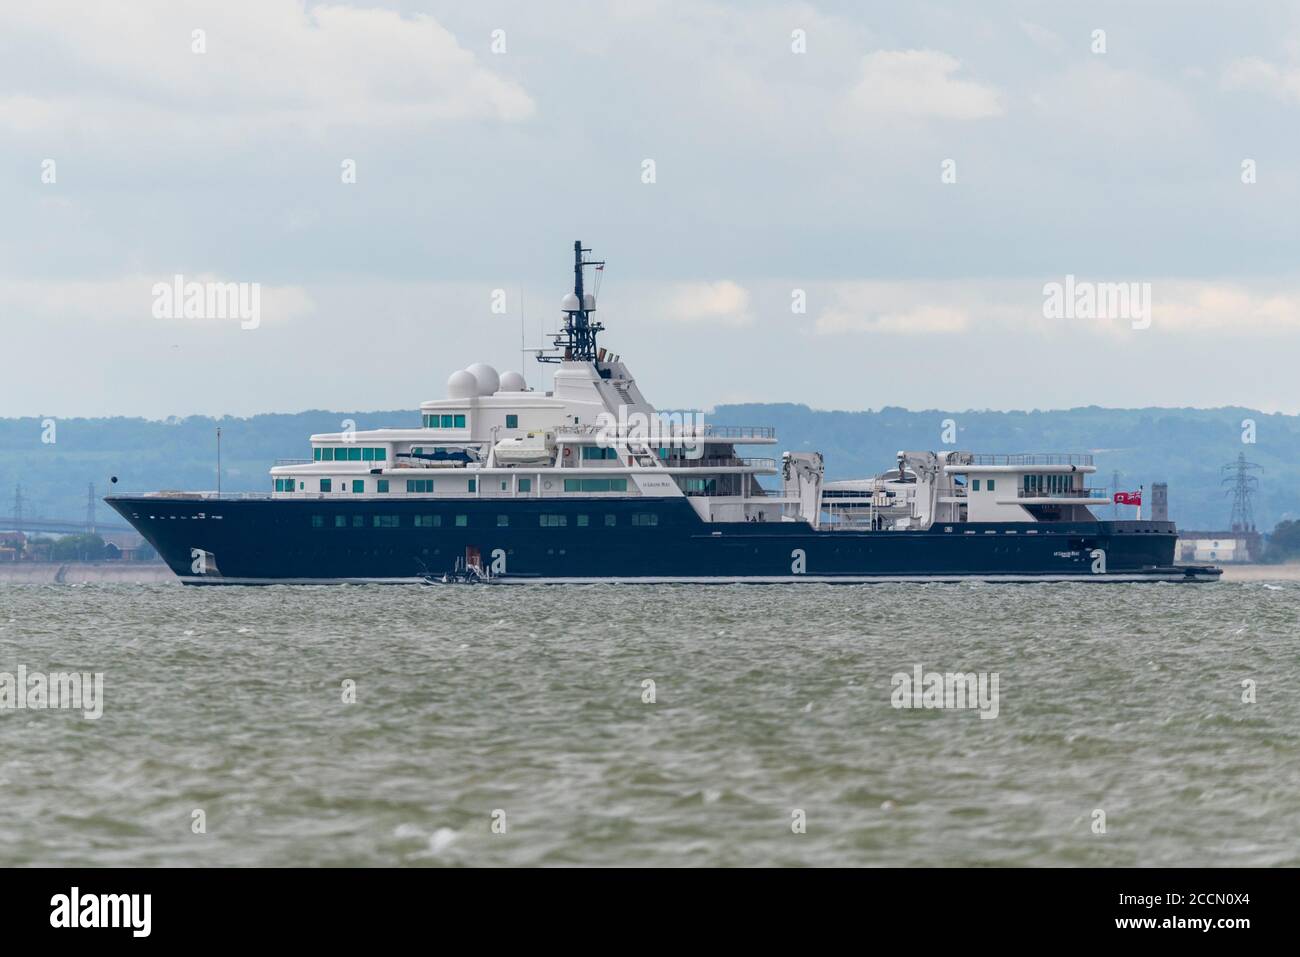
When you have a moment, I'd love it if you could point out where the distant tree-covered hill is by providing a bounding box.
[0,405,1293,532]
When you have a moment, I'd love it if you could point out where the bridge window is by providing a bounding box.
[581,446,619,460]
[563,478,629,492]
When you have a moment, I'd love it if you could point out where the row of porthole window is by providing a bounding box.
[309,513,658,529]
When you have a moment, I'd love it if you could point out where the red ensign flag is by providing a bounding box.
[1113,491,1142,506]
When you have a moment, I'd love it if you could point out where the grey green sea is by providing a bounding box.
[1,580,1296,866]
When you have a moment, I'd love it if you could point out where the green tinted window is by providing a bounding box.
[455,515,467,527]
[519,479,531,492]
[454,414,466,428]
[313,448,321,461]
[320,479,332,492]
[441,415,453,428]
[377,479,389,493]
[311,515,323,527]
[323,448,334,461]
[506,415,518,428]
[497,515,509,526]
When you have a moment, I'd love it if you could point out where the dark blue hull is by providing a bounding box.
[107,495,1220,584]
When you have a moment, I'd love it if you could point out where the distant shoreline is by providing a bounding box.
[0,562,175,584]
[1219,563,1300,582]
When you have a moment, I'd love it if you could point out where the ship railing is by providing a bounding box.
[108,491,276,500]
[669,457,778,471]
[969,452,1095,466]
[554,424,775,440]
[1016,487,1109,498]
[702,425,776,439]
[274,458,312,465]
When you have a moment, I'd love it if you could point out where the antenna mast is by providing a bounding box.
[537,240,605,364]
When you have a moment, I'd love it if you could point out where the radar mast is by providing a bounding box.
[537,240,605,364]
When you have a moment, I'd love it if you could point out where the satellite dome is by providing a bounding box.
[583,293,596,311]
[560,293,581,312]
[447,369,478,398]
[465,362,500,396]
[498,370,526,392]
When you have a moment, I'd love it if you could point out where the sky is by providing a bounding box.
[2,0,1299,418]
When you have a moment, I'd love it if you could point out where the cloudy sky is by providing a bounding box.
[2,0,1299,417]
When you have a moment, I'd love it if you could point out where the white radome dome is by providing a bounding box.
[465,362,500,396]
[583,293,596,311]
[447,369,478,399]
[498,370,526,392]
[560,293,581,312]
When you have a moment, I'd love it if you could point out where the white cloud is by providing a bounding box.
[845,50,1003,120]
[817,304,969,335]
[0,275,313,325]
[665,281,752,326]
[0,1,534,136]
[1029,61,1198,142]
[1221,56,1300,105]
[1018,21,1063,54]
[807,279,1300,338]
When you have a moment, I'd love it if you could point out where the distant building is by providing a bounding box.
[1150,482,1168,522]
[1176,534,1259,563]
[0,531,26,561]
